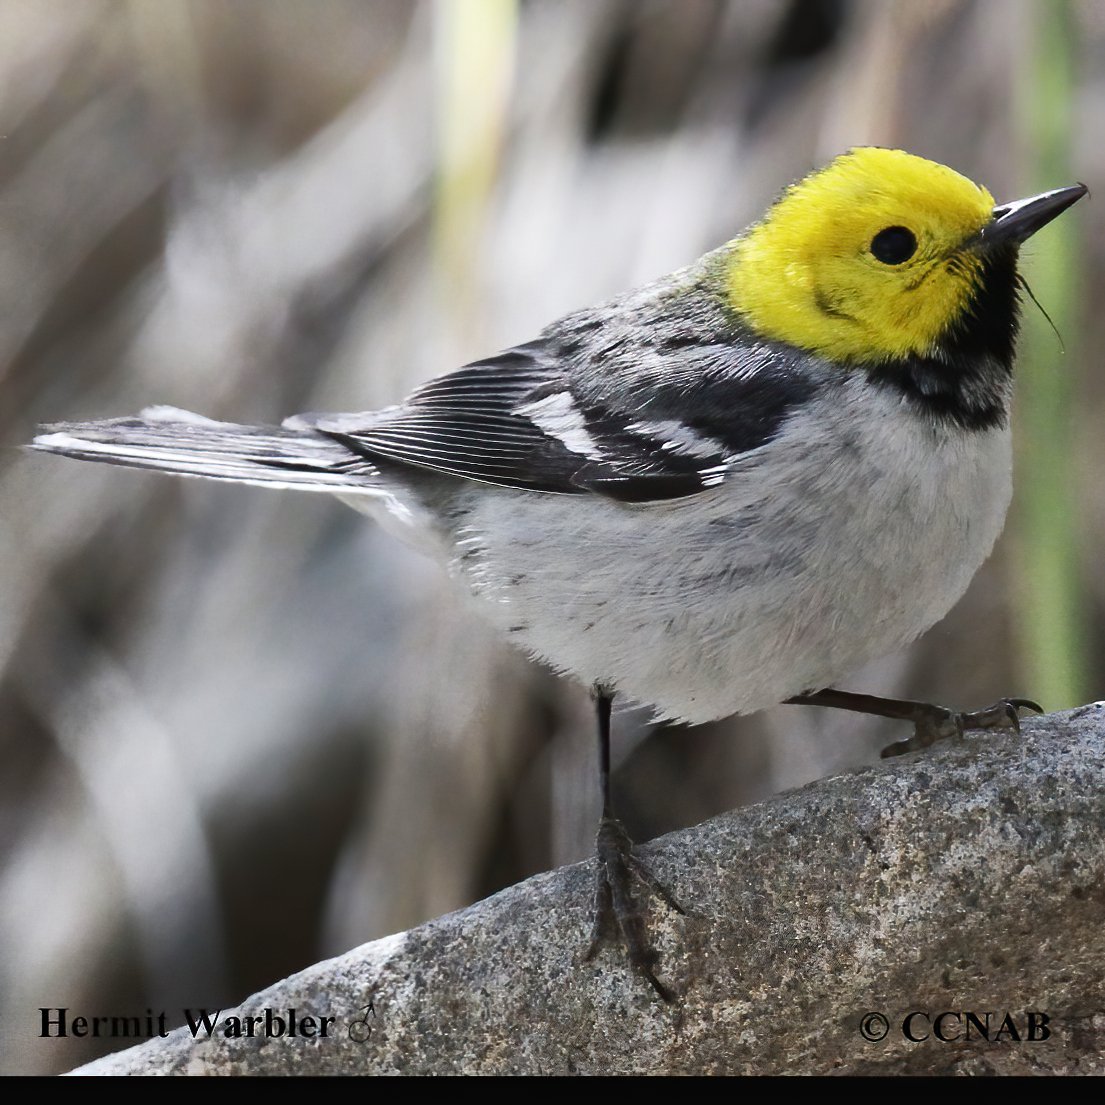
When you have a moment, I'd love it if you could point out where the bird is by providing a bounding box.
[32,147,1087,1000]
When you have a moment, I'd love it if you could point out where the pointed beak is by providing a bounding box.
[980,183,1088,248]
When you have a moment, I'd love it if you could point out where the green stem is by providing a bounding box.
[1013,0,1087,709]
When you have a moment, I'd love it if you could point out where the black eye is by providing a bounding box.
[870,226,917,265]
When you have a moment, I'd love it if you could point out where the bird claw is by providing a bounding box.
[880,697,1042,758]
[583,815,683,1002]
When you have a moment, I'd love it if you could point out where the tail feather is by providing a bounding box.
[31,406,380,493]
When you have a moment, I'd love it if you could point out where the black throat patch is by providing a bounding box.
[866,248,1020,432]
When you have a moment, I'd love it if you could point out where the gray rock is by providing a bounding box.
[71,705,1105,1075]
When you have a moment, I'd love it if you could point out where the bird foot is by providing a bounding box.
[583,815,683,1002]
[879,697,1042,758]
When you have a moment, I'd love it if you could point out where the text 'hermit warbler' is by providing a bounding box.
[33,148,1087,1000]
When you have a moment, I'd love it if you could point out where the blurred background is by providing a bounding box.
[1,0,1102,1075]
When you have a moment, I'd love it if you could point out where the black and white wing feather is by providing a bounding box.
[33,337,818,504]
[292,340,816,503]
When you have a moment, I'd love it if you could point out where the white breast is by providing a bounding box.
[445,378,1013,725]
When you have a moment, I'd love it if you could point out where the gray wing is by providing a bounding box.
[34,342,819,504]
[293,341,818,503]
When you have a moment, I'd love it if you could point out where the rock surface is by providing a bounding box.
[72,705,1105,1075]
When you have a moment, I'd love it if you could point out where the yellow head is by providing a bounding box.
[727,148,998,364]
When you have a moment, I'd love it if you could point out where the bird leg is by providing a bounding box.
[583,688,683,1002]
[785,688,1042,758]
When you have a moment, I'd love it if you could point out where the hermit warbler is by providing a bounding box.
[33,148,1087,1000]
